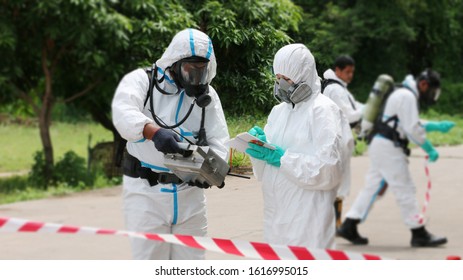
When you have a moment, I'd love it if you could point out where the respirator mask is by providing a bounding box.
[274,78,312,104]
[418,69,441,107]
[173,56,212,108]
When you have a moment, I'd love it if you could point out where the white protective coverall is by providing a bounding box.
[322,69,363,125]
[112,29,229,260]
[322,68,363,199]
[251,44,354,249]
[345,75,426,229]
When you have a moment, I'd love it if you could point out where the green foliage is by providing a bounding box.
[190,0,303,115]
[1,0,463,184]
[229,148,251,170]
[226,114,267,169]
[226,113,267,138]
[433,82,463,115]
[28,151,49,189]
[292,0,463,112]
[54,151,89,187]
[51,103,92,123]
[2,0,463,118]
[0,174,121,205]
[420,110,463,146]
[0,122,112,173]
[29,150,97,189]
[28,149,99,189]
[0,175,29,194]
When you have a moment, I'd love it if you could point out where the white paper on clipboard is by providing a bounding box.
[226,132,276,153]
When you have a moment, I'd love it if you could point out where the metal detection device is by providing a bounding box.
[164,143,231,188]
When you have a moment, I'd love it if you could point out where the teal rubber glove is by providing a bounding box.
[420,139,439,162]
[248,126,267,142]
[246,142,285,167]
[424,121,455,133]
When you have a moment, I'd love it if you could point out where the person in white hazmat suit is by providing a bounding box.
[111,28,229,259]
[246,44,354,249]
[338,69,455,247]
[322,55,364,230]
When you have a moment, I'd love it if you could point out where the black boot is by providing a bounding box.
[337,218,369,245]
[411,226,447,247]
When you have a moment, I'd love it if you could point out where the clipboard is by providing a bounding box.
[226,132,276,153]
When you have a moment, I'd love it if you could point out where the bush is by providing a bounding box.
[0,175,29,194]
[54,151,90,188]
[28,151,50,189]
[28,150,93,189]
[433,82,463,116]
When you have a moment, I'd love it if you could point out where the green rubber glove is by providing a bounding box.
[424,121,455,133]
[420,139,439,162]
[246,142,285,167]
[248,126,267,142]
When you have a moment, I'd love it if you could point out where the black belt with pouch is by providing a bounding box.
[122,153,183,186]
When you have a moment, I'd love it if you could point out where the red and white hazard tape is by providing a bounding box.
[0,216,385,260]
[416,156,432,224]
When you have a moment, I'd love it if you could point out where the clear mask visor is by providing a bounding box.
[180,61,209,86]
[432,88,441,102]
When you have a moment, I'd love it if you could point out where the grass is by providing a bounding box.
[0,112,461,204]
[0,122,113,173]
[0,174,122,204]
[420,111,463,146]
[1,112,461,173]
[226,114,267,169]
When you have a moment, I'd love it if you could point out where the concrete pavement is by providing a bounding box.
[0,145,462,260]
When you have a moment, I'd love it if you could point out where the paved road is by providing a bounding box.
[1,146,462,260]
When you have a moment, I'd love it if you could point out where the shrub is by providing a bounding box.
[54,151,91,187]
[28,150,93,189]
[0,175,29,194]
[28,151,50,189]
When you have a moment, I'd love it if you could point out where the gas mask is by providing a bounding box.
[274,78,312,104]
[418,69,441,107]
[420,86,441,106]
[173,56,212,108]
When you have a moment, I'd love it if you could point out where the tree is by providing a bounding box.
[0,0,193,183]
[292,0,463,110]
[189,0,303,115]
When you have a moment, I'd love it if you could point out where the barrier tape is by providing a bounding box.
[417,156,432,224]
[0,216,386,260]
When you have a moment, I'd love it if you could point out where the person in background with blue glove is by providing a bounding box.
[338,69,455,247]
[112,29,229,260]
[246,44,354,249]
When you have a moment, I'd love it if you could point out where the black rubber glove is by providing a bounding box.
[189,180,211,189]
[151,128,182,154]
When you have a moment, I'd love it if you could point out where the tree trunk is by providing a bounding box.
[40,45,55,185]
[38,104,54,183]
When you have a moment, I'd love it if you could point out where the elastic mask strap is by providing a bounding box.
[153,64,181,96]
[148,64,196,130]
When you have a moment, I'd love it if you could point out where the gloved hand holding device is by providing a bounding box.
[152,128,183,154]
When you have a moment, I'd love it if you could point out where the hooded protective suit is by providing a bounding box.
[323,69,363,127]
[322,68,363,199]
[251,44,354,249]
[345,75,425,228]
[112,29,229,259]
